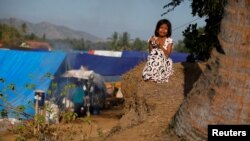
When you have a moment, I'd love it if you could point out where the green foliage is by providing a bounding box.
[0,24,23,46]
[21,23,27,34]
[25,84,36,90]
[191,0,226,18]
[0,108,8,118]
[107,32,130,51]
[53,38,110,51]
[163,0,227,61]
[42,33,46,41]
[69,38,86,50]
[60,82,76,97]
[60,111,77,123]
[109,32,119,50]
[173,40,189,53]
[107,32,148,51]
[10,122,33,141]
[83,115,92,125]
[15,124,27,141]
[44,72,53,79]
[0,23,44,47]
[34,114,46,129]
[13,105,26,119]
[183,25,212,60]
[162,0,183,16]
[119,32,130,50]
[15,105,26,113]
[8,83,16,91]
[1,22,148,51]
[131,38,148,51]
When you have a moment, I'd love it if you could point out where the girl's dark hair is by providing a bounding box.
[154,19,172,37]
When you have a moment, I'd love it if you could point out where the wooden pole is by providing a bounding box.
[34,94,39,134]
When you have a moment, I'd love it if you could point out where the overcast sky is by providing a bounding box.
[0,0,205,41]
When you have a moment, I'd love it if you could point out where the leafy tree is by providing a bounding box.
[27,33,36,40]
[118,32,130,50]
[107,32,149,51]
[0,24,23,46]
[109,32,119,50]
[171,1,250,140]
[163,0,227,61]
[42,33,46,41]
[21,23,27,34]
[173,39,189,53]
[132,38,143,51]
[70,38,86,50]
[183,25,210,61]
[131,38,148,51]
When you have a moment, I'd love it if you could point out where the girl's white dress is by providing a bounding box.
[142,37,174,83]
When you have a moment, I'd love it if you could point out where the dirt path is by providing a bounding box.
[0,108,122,141]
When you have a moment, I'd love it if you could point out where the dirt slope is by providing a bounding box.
[104,62,205,141]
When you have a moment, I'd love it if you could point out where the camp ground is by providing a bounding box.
[0,48,188,122]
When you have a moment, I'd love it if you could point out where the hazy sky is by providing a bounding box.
[0,0,205,41]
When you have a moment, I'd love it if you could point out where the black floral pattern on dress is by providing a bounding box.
[142,37,174,83]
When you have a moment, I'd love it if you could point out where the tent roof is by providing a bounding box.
[0,49,66,118]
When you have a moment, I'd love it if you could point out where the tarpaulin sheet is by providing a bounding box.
[70,53,145,76]
[67,51,188,76]
[122,50,188,63]
[0,49,66,119]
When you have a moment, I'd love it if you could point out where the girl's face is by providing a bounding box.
[158,24,168,37]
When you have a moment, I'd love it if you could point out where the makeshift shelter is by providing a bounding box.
[65,50,188,77]
[0,49,188,120]
[0,49,66,119]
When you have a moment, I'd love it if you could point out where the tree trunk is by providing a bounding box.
[172,0,250,140]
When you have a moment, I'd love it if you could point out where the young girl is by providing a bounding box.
[142,19,174,83]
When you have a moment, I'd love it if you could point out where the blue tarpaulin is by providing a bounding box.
[122,50,148,59]
[0,49,188,119]
[69,53,146,76]
[0,49,66,118]
[122,50,188,63]
[170,52,188,63]
[67,51,188,76]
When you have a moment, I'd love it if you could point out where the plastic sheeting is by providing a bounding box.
[122,50,188,63]
[0,49,187,119]
[170,52,188,63]
[67,51,188,76]
[69,53,145,76]
[0,49,66,119]
[93,50,122,57]
[121,50,148,59]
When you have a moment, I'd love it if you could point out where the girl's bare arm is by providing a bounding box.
[161,43,173,58]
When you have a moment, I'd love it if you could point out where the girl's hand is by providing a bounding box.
[148,36,156,43]
[149,36,159,47]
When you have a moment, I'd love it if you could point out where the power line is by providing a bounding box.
[173,17,202,31]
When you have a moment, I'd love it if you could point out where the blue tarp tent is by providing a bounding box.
[122,50,188,63]
[0,49,66,119]
[170,52,188,63]
[0,49,188,119]
[66,51,188,76]
[122,50,148,59]
[68,53,146,76]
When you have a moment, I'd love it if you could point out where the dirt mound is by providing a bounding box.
[104,62,205,141]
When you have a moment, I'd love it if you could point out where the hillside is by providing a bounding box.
[0,18,102,42]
